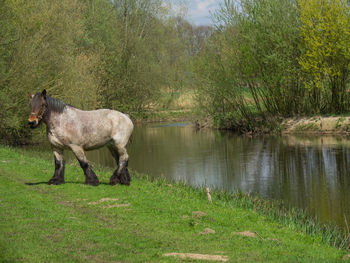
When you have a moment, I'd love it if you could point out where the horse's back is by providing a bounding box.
[85,108,133,135]
[77,108,132,128]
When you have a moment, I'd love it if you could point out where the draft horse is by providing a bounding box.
[28,90,134,186]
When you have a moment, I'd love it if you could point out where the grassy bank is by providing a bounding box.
[0,146,349,262]
[133,89,199,124]
[134,109,196,124]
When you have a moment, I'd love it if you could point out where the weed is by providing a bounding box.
[336,117,346,129]
[294,122,319,132]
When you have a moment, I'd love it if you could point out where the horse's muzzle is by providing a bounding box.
[28,119,38,129]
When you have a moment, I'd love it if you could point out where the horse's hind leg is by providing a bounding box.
[108,144,130,186]
[48,148,65,185]
[70,145,99,186]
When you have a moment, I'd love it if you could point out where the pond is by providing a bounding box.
[31,123,350,228]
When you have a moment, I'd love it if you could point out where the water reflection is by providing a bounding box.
[127,125,350,227]
[34,124,350,227]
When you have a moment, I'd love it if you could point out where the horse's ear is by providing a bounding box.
[41,89,46,99]
[28,92,34,99]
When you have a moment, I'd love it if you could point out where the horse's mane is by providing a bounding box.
[46,95,67,113]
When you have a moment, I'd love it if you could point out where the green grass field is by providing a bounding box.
[0,146,348,262]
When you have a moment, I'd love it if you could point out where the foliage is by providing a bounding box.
[92,0,167,112]
[0,0,102,143]
[194,0,303,131]
[81,0,195,114]
[298,0,350,113]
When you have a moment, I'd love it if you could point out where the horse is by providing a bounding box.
[28,89,134,186]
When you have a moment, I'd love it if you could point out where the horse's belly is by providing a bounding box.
[79,129,112,150]
[83,139,111,151]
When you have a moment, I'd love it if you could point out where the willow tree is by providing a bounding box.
[194,0,303,130]
[298,0,350,113]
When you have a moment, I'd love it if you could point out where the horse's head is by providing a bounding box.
[28,89,47,129]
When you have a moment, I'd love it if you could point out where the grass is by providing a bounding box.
[135,109,196,123]
[0,145,349,262]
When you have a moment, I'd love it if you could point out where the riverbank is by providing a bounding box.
[0,146,349,262]
[193,115,350,136]
[282,116,350,134]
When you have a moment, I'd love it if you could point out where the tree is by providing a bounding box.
[298,0,350,113]
[84,0,190,114]
[194,0,303,130]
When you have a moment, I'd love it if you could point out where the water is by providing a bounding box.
[29,123,350,228]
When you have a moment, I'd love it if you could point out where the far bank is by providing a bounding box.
[282,116,350,134]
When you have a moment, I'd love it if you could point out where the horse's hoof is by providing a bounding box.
[119,174,131,185]
[120,180,130,186]
[85,180,99,186]
[109,179,120,186]
[48,179,65,185]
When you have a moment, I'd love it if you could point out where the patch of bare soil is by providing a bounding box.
[88,198,119,205]
[199,228,215,235]
[192,211,207,218]
[102,203,131,209]
[232,231,257,238]
[164,253,228,262]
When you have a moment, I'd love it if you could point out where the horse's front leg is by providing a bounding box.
[70,145,99,186]
[48,148,65,185]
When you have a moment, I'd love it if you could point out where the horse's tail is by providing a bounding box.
[128,118,134,146]
[124,112,133,146]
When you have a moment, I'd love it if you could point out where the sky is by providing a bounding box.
[187,0,220,25]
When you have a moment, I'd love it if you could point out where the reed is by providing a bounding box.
[210,188,349,250]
